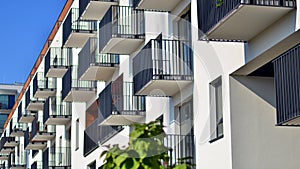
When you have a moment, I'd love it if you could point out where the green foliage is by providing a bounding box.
[100,121,193,169]
[216,0,224,7]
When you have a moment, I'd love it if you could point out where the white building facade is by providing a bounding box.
[0,0,300,168]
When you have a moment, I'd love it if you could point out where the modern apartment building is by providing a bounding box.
[0,83,22,135]
[0,0,299,168]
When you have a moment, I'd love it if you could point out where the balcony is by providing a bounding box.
[165,134,195,167]
[9,118,27,137]
[78,37,119,81]
[17,102,35,124]
[63,8,97,48]
[133,39,193,96]
[133,0,181,11]
[0,95,15,114]
[0,137,14,154]
[24,128,47,150]
[43,98,72,125]
[1,136,19,148]
[45,48,72,78]
[79,0,118,20]
[274,44,300,126]
[98,76,146,125]
[62,66,97,102]
[32,73,56,99]
[45,147,71,168]
[31,117,55,141]
[99,6,145,54]
[8,153,26,169]
[25,88,45,111]
[0,155,9,161]
[197,0,296,41]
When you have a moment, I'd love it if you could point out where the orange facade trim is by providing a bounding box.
[4,0,74,128]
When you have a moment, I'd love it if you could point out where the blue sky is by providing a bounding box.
[0,1,66,84]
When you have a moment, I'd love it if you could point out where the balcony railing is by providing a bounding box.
[32,116,55,140]
[9,152,26,167]
[79,0,119,20]
[98,78,146,125]
[63,8,97,47]
[133,38,193,96]
[165,134,195,167]
[33,73,56,98]
[43,97,72,125]
[99,5,145,54]
[274,43,300,126]
[78,37,119,81]
[197,0,296,40]
[44,48,72,77]
[62,66,97,102]
[46,147,71,167]
[25,87,45,111]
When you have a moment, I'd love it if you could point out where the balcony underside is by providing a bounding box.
[79,66,117,81]
[0,147,14,154]
[4,141,19,147]
[81,1,118,20]
[19,115,35,123]
[63,89,96,102]
[25,142,47,150]
[205,5,293,41]
[136,80,192,96]
[0,155,8,161]
[0,109,11,114]
[101,37,144,54]
[278,116,300,126]
[32,133,55,141]
[64,32,96,48]
[46,67,69,78]
[34,89,56,99]
[45,116,71,125]
[10,165,26,169]
[136,0,180,11]
[26,101,44,111]
[99,114,145,126]
[10,129,25,137]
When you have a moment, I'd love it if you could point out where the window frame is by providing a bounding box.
[209,76,224,143]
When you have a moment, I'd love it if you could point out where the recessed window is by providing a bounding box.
[209,77,223,143]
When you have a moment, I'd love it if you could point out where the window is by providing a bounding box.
[75,119,79,150]
[209,77,223,143]
[0,95,15,109]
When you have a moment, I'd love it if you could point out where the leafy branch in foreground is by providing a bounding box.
[100,120,194,169]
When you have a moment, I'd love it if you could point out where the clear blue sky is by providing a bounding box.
[0,1,66,84]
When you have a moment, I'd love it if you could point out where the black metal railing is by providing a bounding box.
[25,88,30,110]
[78,37,119,78]
[98,81,146,124]
[63,8,97,46]
[33,73,56,95]
[165,134,195,167]
[62,66,97,100]
[32,116,55,139]
[24,128,30,149]
[273,43,300,126]
[48,147,71,167]
[99,5,145,52]
[79,0,119,19]
[133,38,193,94]
[43,97,72,124]
[45,48,72,75]
[10,152,26,167]
[197,0,296,37]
